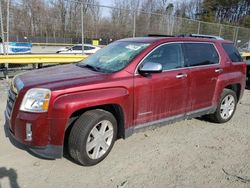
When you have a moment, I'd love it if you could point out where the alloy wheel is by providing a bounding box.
[220,94,235,120]
[86,120,114,160]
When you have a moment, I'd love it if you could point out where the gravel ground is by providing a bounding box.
[0,79,249,188]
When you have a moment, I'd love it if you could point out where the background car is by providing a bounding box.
[56,44,100,55]
[240,52,250,88]
[246,59,250,88]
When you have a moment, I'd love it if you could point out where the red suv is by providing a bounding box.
[5,36,246,166]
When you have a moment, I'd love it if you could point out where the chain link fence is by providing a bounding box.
[4,2,250,47]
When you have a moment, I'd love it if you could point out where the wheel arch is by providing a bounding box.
[64,104,126,149]
[225,83,241,101]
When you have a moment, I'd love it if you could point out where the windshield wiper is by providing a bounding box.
[77,63,112,73]
[78,64,100,72]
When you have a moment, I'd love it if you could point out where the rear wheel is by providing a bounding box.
[210,89,237,123]
[68,109,117,166]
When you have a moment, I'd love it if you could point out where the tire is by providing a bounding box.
[209,89,237,123]
[68,109,117,166]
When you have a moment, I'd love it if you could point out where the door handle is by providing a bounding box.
[215,68,223,73]
[176,73,187,79]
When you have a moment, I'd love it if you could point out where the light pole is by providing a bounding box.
[81,3,85,55]
[0,0,6,55]
[6,0,10,55]
[133,10,136,37]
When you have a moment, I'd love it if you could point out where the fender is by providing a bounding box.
[47,87,132,145]
[212,71,245,106]
[52,87,130,117]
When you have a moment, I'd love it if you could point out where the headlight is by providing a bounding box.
[20,88,51,112]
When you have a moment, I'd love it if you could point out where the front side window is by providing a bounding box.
[77,41,150,73]
[142,43,184,70]
[183,43,219,67]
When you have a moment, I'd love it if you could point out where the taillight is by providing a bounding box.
[243,62,247,75]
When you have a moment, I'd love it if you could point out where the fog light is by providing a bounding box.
[25,123,32,141]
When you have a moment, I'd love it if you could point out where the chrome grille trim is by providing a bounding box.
[6,89,17,118]
[13,77,24,93]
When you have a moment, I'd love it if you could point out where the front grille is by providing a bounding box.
[6,88,17,118]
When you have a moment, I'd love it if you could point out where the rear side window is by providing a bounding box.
[84,46,90,50]
[222,43,242,62]
[183,43,219,67]
[86,46,95,50]
[72,46,82,50]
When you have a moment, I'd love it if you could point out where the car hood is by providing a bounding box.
[15,64,108,91]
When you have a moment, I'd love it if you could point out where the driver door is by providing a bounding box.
[134,43,190,125]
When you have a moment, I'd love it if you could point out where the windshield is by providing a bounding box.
[77,41,150,73]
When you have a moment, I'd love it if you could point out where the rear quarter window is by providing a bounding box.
[222,43,242,62]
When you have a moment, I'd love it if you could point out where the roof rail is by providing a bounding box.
[146,33,224,40]
[178,34,224,40]
[147,34,175,37]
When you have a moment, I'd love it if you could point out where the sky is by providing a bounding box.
[100,0,113,7]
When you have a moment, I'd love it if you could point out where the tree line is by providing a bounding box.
[2,0,250,43]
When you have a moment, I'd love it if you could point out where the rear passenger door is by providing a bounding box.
[183,43,221,112]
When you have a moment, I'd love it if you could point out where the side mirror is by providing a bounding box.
[138,62,163,75]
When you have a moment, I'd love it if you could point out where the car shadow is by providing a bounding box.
[195,115,211,122]
[0,167,20,188]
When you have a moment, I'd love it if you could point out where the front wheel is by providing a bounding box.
[68,109,117,166]
[209,89,237,123]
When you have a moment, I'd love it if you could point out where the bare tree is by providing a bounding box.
[7,0,250,44]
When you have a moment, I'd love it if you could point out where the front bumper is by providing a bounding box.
[4,110,63,159]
